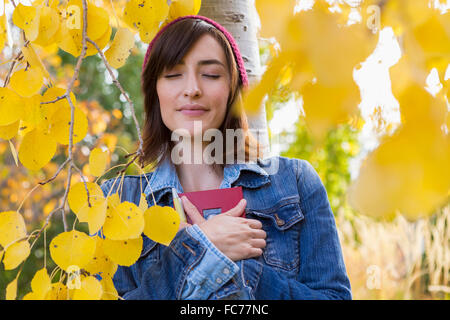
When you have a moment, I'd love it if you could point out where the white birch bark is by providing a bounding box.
[199,0,271,158]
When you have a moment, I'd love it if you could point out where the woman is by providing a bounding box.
[100,15,352,300]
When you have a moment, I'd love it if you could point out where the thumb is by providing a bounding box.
[224,199,247,217]
[181,196,205,224]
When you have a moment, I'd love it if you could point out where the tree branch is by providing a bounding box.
[85,37,144,159]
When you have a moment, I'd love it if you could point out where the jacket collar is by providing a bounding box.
[144,155,270,204]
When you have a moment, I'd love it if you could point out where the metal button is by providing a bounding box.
[274,213,285,226]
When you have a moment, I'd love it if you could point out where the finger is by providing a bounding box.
[178,221,191,231]
[250,229,267,239]
[181,196,205,224]
[246,218,263,229]
[249,238,266,249]
[224,199,247,217]
[246,247,263,259]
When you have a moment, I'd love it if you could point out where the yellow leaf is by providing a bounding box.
[0,121,19,140]
[104,27,135,69]
[123,0,169,43]
[8,67,44,98]
[398,84,447,128]
[100,275,118,300]
[0,14,7,59]
[138,193,148,212]
[286,7,377,87]
[0,87,24,126]
[49,106,88,145]
[20,94,47,134]
[83,236,118,278]
[21,43,50,79]
[57,1,111,57]
[241,52,288,115]
[143,205,180,246]
[77,198,107,235]
[88,147,109,177]
[12,3,40,41]
[49,230,96,271]
[30,268,52,299]
[18,128,56,171]
[63,0,110,40]
[71,276,103,300]
[0,210,27,248]
[68,181,105,213]
[255,0,296,40]
[302,81,360,141]
[107,192,121,209]
[169,0,201,19]
[64,0,110,41]
[411,13,450,68]
[103,201,145,240]
[32,5,60,47]
[102,237,143,266]
[86,24,112,57]
[3,240,31,270]
[57,22,80,57]
[42,86,77,120]
[44,282,68,300]
[6,277,18,300]
[22,291,40,300]
[348,87,450,220]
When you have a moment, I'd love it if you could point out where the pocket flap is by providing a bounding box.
[140,234,158,258]
[246,196,304,231]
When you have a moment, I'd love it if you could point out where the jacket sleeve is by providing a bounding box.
[180,225,246,299]
[241,159,352,299]
[100,178,243,300]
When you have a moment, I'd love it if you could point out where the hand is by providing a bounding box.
[181,196,266,262]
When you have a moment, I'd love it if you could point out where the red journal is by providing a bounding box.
[176,186,245,224]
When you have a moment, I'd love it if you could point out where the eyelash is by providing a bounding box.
[165,74,220,79]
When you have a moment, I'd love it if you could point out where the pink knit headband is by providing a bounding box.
[142,15,249,88]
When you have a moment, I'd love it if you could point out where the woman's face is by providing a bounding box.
[156,34,231,138]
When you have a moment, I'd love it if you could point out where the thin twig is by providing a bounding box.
[71,162,92,208]
[2,42,28,88]
[85,37,144,157]
[118,153,140,175]
[40,94,67,105]
[38,158,71,185]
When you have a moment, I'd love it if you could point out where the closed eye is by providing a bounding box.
[165,74,180,78]
[164,74,220,79]
[204,75,220,79]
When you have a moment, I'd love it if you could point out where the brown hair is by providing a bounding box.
[140,18,263,170]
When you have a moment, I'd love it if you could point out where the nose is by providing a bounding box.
[183,73,202,98]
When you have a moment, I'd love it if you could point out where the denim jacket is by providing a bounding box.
[99,155,352,300]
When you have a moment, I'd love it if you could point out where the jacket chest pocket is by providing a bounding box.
[246,198,304,272]
[133,235,159,283]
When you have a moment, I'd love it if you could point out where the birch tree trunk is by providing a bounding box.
[199,0,271,158]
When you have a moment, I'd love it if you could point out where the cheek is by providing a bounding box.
[156,83,176,129]
[210,84,230,111]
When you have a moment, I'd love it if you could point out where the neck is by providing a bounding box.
[176,161,224,193]
[171,134,225,192]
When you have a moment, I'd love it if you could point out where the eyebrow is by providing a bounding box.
[179,59,226,68]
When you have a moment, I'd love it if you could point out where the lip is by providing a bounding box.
[180,109,208,116]
[178,104,209,116]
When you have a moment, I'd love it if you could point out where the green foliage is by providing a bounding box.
[281,117,360,215]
